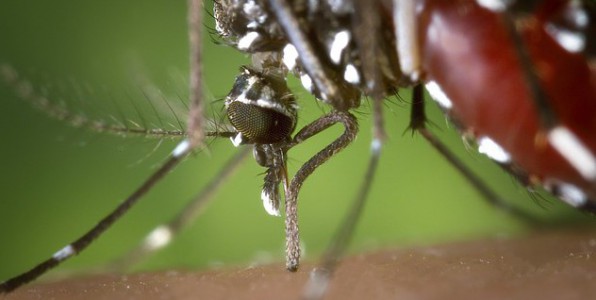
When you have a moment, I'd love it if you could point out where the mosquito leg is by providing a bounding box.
[108,146,250,271]
[0,64,187,138]
[350,0,386,142]
[0,1,211,293]
[265,0,339,103]
[187,0,205,148]
[302,139,382,300]
[0,125,235,290]
[410,85,545,223]
[283,111,358,271]
[0,139,196,293]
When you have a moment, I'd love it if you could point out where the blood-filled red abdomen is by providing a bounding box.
[418,0,596,199]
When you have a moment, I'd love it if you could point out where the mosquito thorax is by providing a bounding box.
[214,0,285,52]
[214,0,397,111]
[225,66,298,146]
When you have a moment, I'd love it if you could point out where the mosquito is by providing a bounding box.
[1,0,595,299]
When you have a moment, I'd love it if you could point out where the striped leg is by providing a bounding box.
[0,0,209,293]
[107,147,250,271]
[411,84,545,223]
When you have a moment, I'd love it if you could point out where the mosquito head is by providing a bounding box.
[225,66,298,146]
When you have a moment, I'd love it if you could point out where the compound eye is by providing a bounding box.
[225,67,298,145]
[227,101,295,144]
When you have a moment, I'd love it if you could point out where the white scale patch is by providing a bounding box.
[546,25,586,53]
[231,132,244,147]
[237,31,260,50]
[476,0,512,12]
[425,81,453,109]
[329,30,350,64]
[300,73,314,92]
[254,97,292,114]
[394,0,421,81]
[172,138,191,158]
[548,126,596,180]
[52,245,75,261]
[227,74,258,107]
[144,225,173,250]
[571,6,590,28]
[243,0,259,15]
[261,190,280,216]
[371,138,383,154]
[343,64,360,84]
[242,0,267,25]
[283,44,299,71]
[247,21,259,29]
[478,136,512,163]
[234,90,289,115]
[557,182,588,207]
[545,179,588,208]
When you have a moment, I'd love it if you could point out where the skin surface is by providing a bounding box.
[5,227,596,300]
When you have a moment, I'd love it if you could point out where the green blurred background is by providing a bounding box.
[0,0,591,282]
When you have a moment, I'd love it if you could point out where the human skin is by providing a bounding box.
[5,227,596,300]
